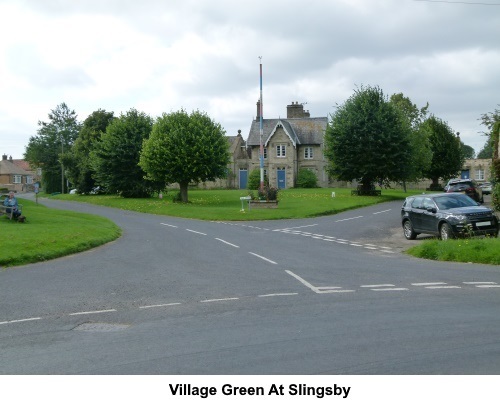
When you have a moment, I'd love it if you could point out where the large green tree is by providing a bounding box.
[139,109,230,203]
[66,109,115,193]
[91,109,162,198]
[24,102,81,193]
[324,85,412,192]
[389,93,432,188]
[421,115,463,189]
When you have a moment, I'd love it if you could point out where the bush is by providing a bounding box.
[296,168,318,188]
[247,168,268,190]
[258,185,279,201]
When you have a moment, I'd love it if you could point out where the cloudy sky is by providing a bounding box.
[1,0,499,160]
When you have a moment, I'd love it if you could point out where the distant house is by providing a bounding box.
[0,154,35,192]
[245,101,328,189]
[461,159,492,183]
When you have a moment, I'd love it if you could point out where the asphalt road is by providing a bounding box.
[1,196,499,374]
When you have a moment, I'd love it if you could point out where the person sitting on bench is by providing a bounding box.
[3,191,21,219]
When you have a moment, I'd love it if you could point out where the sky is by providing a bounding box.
[1,0,499,160]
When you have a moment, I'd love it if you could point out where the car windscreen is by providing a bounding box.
[433,194,478,210]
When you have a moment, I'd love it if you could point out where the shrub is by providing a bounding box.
[296,168,318,188]
[258,185,279,201]
[247,168,268,190]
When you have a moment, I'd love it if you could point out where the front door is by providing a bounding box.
[277,168,286,189]
[239,169,248,189]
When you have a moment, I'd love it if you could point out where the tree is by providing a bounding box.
[324,85,412,192]
[91,109,162,198]
[66,109,115,193]
[296,168,318,188]
[139,109,230,203]
[389,93,432,188]
[248,168,268,190]
[24,103,81,193]
[421,115,463,189]
[460,142,475,160]
[477,138,493,159]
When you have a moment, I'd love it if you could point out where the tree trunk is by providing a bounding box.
[179,181,189,203]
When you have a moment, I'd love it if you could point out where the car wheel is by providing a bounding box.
[439,223,454,240]
[403,220,417,240]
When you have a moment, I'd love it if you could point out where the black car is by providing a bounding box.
[401,193,498,240]
[445,179,483,203]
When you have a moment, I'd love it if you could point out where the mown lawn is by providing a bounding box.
[52,188,408,221]
[0,198,121,267]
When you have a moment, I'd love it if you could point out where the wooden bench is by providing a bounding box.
[0,195,23,220]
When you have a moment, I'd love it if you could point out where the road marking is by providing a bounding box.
[463,282,496,285]
[361,284,395,288]
[258,293,299,297]
[160,223,178,228]
[335,216,363,222]
[371,288,409,291]
[249,252,277,264]
[475,285,500,288]
[200,297,239,303]
[364,246,378,250]
[412,282,447,286]
[69,309,117,316]
[0,317,42,325]
[285,270,354,294]
[425,286,461,289]
[215,238,239,248]
[139,303,181,309]
[186,229,207,236]
[373,209,392,215]
[274,224,318,231]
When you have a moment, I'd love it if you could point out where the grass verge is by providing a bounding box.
[0,198,121,268]
[52,188,408,221]
[406,237,500,265]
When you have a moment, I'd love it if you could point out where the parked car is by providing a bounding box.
[401,193,498,240]
[480,182,492,195]
[443,178,461,192]
[445,179,483,203]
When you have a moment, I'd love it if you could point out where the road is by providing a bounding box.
[1,197,500,374]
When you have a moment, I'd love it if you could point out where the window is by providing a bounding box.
[258,147,267,160]
[276,144,286,157]
[304,147,313,159]
[13,175,22,184]
[475,169,485,181]
[26,176,33,184]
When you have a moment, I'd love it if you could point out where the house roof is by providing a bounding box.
[246,117,327,146]
[0,159,32,176]
[12,159,33,172]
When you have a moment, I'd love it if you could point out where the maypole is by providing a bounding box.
[259,56,264,191]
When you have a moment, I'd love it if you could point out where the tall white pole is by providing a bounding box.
[259,57,264,191]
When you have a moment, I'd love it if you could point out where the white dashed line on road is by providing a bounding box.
[0,317,42,325]
[186,229,207,236]
[69,309,117,316]
[215,238,239,248]
[139,303,181,309]
[249,252,278,264]
[200,297,239,303]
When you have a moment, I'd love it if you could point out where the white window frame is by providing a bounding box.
[276,144,286,158]
[304,147,313,159]
[475,169,485,181]
[26,176,33,184]
[13,175,22,184]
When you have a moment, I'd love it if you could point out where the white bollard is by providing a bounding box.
[331,192,336,198]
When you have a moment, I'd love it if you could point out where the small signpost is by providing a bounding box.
[240,196,252,212]
[34,182,39,204]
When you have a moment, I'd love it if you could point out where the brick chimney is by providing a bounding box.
[287,101,309,118]
[2,153,7,161]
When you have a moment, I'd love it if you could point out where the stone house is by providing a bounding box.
[243,101,328,189]
[461,158,492,183]
[0,154,36,192]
